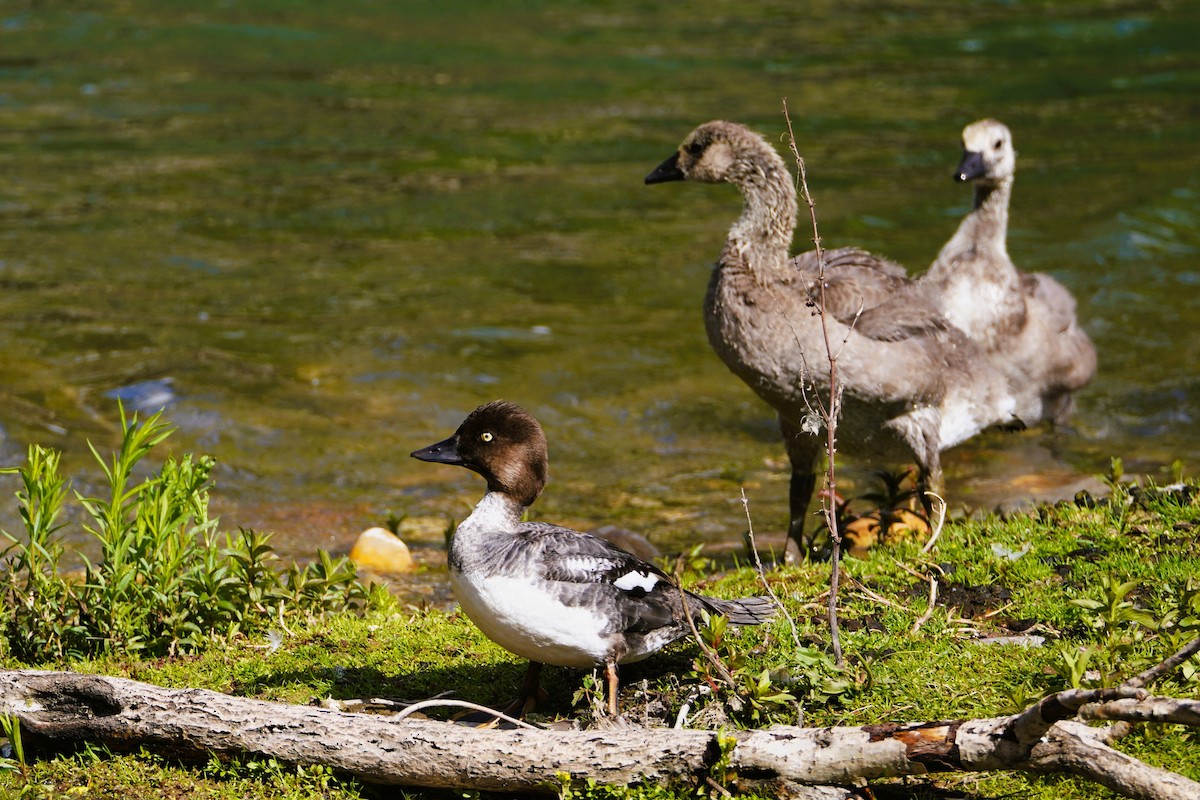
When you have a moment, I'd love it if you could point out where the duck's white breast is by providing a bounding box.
[449,569,612,668]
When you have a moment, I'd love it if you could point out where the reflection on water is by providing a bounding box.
[0,1,1197,566]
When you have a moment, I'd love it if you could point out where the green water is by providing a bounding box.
[1,1,1197,566]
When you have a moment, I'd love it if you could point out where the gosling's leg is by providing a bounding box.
[916,447,944,522]
[780,416,821,560]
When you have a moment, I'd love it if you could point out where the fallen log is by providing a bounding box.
[1,669,1197,798]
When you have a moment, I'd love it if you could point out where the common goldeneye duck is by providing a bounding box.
[411,400,775,718]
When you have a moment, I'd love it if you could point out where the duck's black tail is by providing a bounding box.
[689,593,777,625]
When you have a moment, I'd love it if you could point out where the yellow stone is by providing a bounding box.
[349,527,414,573]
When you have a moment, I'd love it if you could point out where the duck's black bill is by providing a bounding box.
[645,153,684,184]
[411,435,463,465]
[954,150,986,182]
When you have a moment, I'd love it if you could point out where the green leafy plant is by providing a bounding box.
[1071,575,1160,634]
[1049,574,1200,692]
[1156,578,1200,688]
[1052,644,1098,689]
[0,408,366,663]
[0,713,26,779]
[571,671,606,718]
[686,611,847,727]
[660,543,713,581]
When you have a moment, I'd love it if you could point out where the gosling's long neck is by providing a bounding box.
[721,150,798,281]
[930,174,1015,283]
[971,175,1012,240]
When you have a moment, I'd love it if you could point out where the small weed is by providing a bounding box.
[660,543,713,580]
[0,713,26,779]
[202,753,350,794]
[1056,574,1200,689]
[1070,575,1159,635]
[571,671,606,718]
[382,510,406,535]
[686,611,848,727]
[0,407,366,663]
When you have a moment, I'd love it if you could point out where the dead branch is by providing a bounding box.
[782,98,844,667]
[1080,696,1200,726]
[1124,634,1200,689]
[2,669,1198,798]
[741,487,803,651]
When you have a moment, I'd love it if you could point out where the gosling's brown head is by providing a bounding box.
[645,120,781,186]
[411,400,549,507]
[955,118,1016,185]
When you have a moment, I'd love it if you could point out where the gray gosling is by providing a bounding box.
[922,119,1096,424]
[646,121,1023,557]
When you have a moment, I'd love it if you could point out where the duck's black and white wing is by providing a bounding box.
[519,522,684,636]
[520,522,776,632]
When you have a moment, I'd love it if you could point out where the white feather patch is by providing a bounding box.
[613,570,660,593]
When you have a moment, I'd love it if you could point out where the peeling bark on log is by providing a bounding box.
[1,670,1197,799]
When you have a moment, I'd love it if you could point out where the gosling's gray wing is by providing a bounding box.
[791,247,949,342]
[1022,272,1077,333]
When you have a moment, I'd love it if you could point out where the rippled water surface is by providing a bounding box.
[1,1,1197,570]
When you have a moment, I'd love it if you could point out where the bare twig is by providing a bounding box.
[982,601,1016,619]
[1081,695,1200,727]
[704,776,735,798]
[921,491,948,553]
[390,699,544,730]
[741,488,802,650]
[673,685,713,729]
[850,582,910,614]
[1007,685,1144,747]
[319,690,455,713]
[782,97,844,666]
[1123,634,1200,690]
[676,573,739,691]
[911,573,939,634]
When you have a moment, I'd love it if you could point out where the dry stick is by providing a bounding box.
[921,491,948,553]
[1123,634,1200,690]
[673,685,712,729]
[704,776,734,798]
[850,580,911,614]
[391,699,543,730]
[1081,695,1200,726]
[676,572,739,692]
[9,669,1199,797]
[782,98,843,666]
[740,487,802,650]
[910,573,940,635]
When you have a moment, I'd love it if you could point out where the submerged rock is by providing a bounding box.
[589,525,660,562]
[105,378,177,413]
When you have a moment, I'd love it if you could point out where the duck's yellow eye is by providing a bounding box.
[480,432,494,443]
